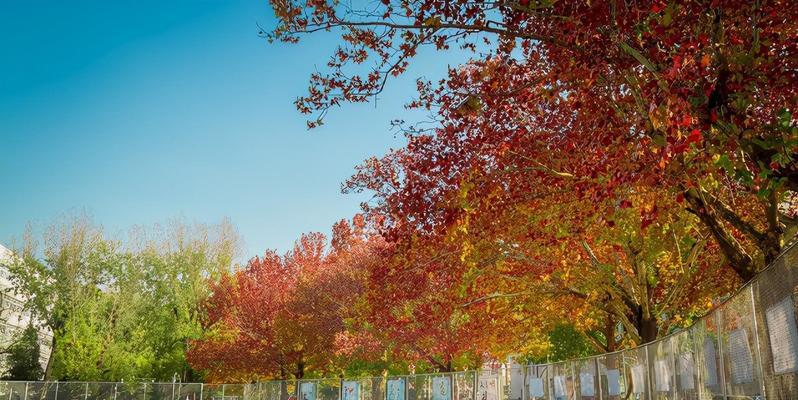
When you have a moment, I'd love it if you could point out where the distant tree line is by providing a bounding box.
[6,213,240,382]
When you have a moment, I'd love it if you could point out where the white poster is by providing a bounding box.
[528,378,544,398]
[432,377,451,400]
[300,383,316,400]
[766,296,798,374]
[579,372,594,397]
[387,378,405,400]
[606,369,621,396]
[703,338,719,386]
[508,360,524,400]
[631,365,646,394]
[678,353,695,390]
[477,377,498,400]
[654,359,671,392]
[728,328,754,384]
[553,376,566,399]
[342,381,359,400]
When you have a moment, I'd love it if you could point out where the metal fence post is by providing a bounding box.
[55,382,59,400]
[716,310,728,400]
[84,382,89,400]
[644,349,653,400]
[748,285,768,398]
[24,382,28,400]
[569,362,575,400]
[143,383,148,400]
[669,338,677,400]
[200,384,204,400]
[594,358,602,400]
[114,384,118,400]
[222,384,225,400]
[520,366,526,400]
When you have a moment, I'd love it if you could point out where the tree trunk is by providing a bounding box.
[684,189,757,281]
[763,188,785,264]
[295,360,305,380]
[638,316,659,344]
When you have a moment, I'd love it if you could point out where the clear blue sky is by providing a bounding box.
[0,0,445,258]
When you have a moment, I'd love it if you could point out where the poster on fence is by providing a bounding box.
[766,296,798,374]
[477,375,498,400]
[527,378,544,399]
[579,372,594,397]
[552,376,566,399]
[654,359,671,392]
[678,353,695,390]
[454,372,474,400]
[631,365,646,394]
[387,378,405,400]
[300,383,317,400]
[342,381,359,400]
[728,328,754,384]
[508,358,523,400]
[703,339,719,386]
[432,376,451,400]
[606,369,621,396]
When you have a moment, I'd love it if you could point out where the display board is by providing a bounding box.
[765,296,798,374]
[342,382,359,400]
[678,353,695,390]
[300,383,317,400]
[654,359,671,392]
[477,374,498,400]
[631,365,646,394]
[527,378,544,399]
[728,328,754,384]
[431,377,451,400]
[605,369,621,396]
[552,376,566,399]
[579,372,594,397]
[387,379,405,400]
[508,360,524,400]
[703,339,719,386]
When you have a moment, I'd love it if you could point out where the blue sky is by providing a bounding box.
[0,0,446,258]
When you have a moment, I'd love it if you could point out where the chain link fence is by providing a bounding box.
[4,240,798,400]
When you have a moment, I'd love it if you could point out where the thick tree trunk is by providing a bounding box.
[295,360,305,379]
[638,316,659,344]
[763,189,785,264]
[684,189,757,281]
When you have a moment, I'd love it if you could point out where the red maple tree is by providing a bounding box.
[269,0,798,280]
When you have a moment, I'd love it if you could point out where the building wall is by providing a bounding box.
[0,244,53,374]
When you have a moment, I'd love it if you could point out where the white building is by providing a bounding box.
[0,244,53,373]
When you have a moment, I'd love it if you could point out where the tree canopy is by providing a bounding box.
[7,214,240,382]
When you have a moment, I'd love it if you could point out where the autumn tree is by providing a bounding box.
[268,0,798,280]
[188,222,375,382]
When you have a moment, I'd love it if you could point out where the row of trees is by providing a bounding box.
[178,0,796,383]
[6,215,240,382]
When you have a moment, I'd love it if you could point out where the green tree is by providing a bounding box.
[8,214,115,380]
[544,325,592,363]
[8,214,240,382]
[4,325,44,381]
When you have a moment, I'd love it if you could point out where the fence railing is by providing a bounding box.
[4,240,798,400]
